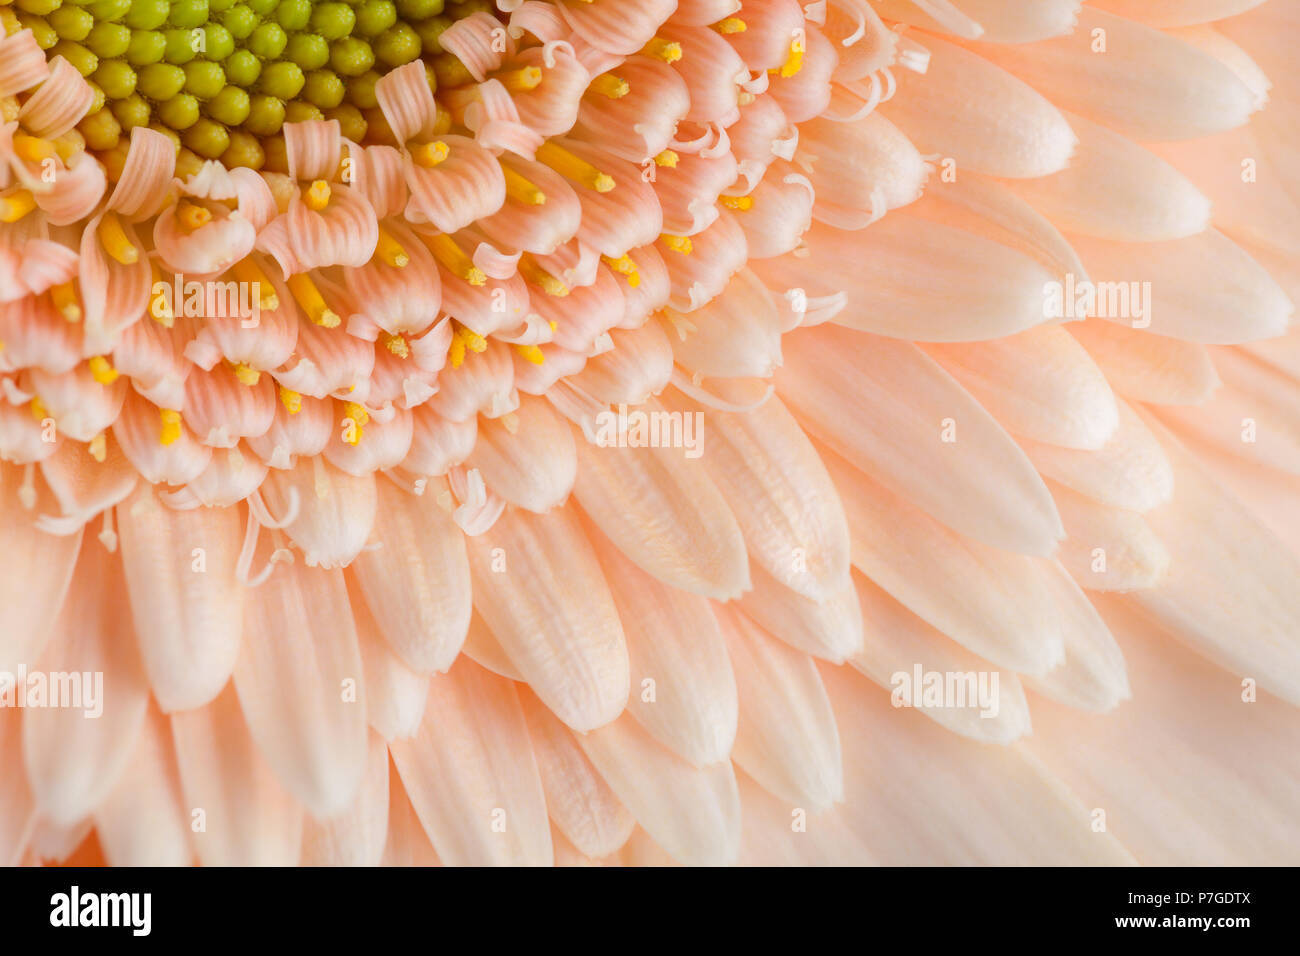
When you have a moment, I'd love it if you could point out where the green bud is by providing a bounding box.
[85,21,131,57]
[206,84,250,124]
[183,117,231,159]
[247,21,287,59]
[258,60,304,99]
[169,0,210,29]
[302,69,344,109]
[223,48,261,86]
[310,2,354,40]
[274,0,311,31]
[138,61,187,99]
[48,5,94,41]
[284,31,329,70]
[329,36,373,77]
[243,93,285,135]
[123,0,169,30]
[184,59,226,99]
[125,29,168,65]
[157,92,201,129]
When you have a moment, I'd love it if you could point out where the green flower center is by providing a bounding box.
[5,0,489,169]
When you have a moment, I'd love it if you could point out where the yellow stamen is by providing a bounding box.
[422,232,486,286]
[13,133,56,164]
[98,211,139,265]
[159,408,182,446]
[776,39,804,77]
[0,190,36,224]
[230,258,280,311]
[520,255,569,296]
[536,141,614,193]
[30,397,48,422]
[410,140,449,168]
[654,150,679,168]
[448,334,466,369]
[662,234,694,254]
[602,253,641,288]
[385,333,410,358]
[87,433,107,463]
[88,355,119,385]
[457,326,487,354]
[176,200,212,232]
[286,272,340,327]
[502,165,547,206]
[643,38,682,63]
[303,179,332,212]
[514,344,546,366]
[374,226,410,267]
[233,362,261,386]
[280,386,303,414]
[713,17,747,34]
[589,74,629,99]
[342,401,369,445]
[51,282,81,322]
[499,65,543,92]
[719,194,753,211]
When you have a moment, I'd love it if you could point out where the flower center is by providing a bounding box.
[3,0,481,170]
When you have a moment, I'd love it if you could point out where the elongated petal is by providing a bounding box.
[465,505,629,732]
[519,690,635,858]
[351,477,471,674]
[301,730,390,866]
[389,659,552,866]
[779,325,1064,555]
[717,606,842,812]
[234,561,368,817]
[578,712,742,867]
[22,542,148,826]
[116,483,244,712]
[171,684,304,866]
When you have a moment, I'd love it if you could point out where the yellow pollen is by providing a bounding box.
[411,140,450,168]
[0,190,37,224]
[98,211,139,265]
[30,397,48,422]
[713,17,747,34]
[374,227,410,267]
[643,38,682,63]
[514,344,546,366]
[385,333,410,358]
[88,356,119,385]
[423,232,486,286]
[536,141,614,193]
[280,386,303,414]
[1,95,19,123]
[303,179,332,212]
[602,254,641,288]
[719,194,754,211]
[654,150,679,168]
[502,165,547,206]
[176,200,212,232]
[286,272,340,327]
[776,40,804,78]
[342,401,369,445]
[13,133,56,164]
[500,66,543,92]
[520,255,569,296]
[233,362,261,386]
[449,335,466,369]
[87,433,107,463]
[230,259,280,311]
[589,74,629,99]
[159,408,182,446]
[51,282,81,322]
[457,326,487,354]
[662,234,694,254]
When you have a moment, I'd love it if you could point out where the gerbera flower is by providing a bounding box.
[0,0,1297,867]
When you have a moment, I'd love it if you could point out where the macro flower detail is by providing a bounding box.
[0,0,1298,868]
